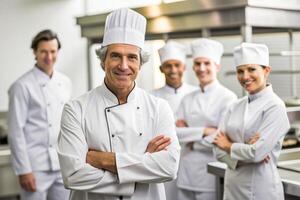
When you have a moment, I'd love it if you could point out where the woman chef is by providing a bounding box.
[213,42,290,200]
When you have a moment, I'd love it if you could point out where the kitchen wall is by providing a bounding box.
[1,1,300,112]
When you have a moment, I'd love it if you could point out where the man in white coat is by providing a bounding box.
[57,8,180,200]
[151,40,196,200]
[152,41,197,115]
[8,29,71,200]
[175,38,237,200]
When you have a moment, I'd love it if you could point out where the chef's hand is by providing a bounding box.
[146,135,171,153]
[213,131,232,153]
[186,142,194,150]
[176,119,188,127]
[86,150,117,174]
[247,132,260,144]
[246,133,270,164]
[19,173,36,192]
[203,127,218,137]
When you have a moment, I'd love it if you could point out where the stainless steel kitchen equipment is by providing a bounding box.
[76,0,300,90]
[0,112,8,145]
[207,153,300,200]
[0,146,20,199]
[285,107,300,149]
[0,112,20,199]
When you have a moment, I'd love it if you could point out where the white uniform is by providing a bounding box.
[8,66,71,200]
[57,83,181,200]
[176,80,236,200]
[151,83,197,117]
[216,85,290,200]
[151,83,197,200]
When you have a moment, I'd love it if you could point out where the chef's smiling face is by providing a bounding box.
[236,64,271,94]
[34,39,59,73]
[193,57,220,87]
[103,44,141,92]
[160,59,185,88]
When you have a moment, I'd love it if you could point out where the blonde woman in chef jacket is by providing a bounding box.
[175,38,237,200]
[213,43,290,200]
[57,8,180,200]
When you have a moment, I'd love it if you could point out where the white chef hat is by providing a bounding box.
[158,41,186,64]
[191,38,224,65]
[233,43,269,67]
[102,8,146,49]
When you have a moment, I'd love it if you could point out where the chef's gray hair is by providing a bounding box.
[95,46,150,68]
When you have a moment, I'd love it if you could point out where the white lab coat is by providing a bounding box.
[57,83,181,200]
[216,85,290,200]
[176,80,237,192]
[8,66,72,175]
[151,83,197,116]
[151,83,197,200]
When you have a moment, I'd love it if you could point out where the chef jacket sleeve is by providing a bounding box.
[175,100,205,143]
[57,102,135,196]
[193,94,237,151]
[115,100,180,184]
[8,82,32,175]
[212,107,238,169]
[230,104,290,163]
[176,127,205,143]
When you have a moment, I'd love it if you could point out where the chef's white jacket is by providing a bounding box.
[8,66,71,175]
[176,80,237,192]
[57,83,181,200]
[151,83,197,116]
[151,83,197,200]
[215,85,290,200]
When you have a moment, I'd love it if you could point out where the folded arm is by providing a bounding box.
[8,83,32,175]
[86,135,171,173]
[115,101,180,184]
[214,104,290,166]
[57,103,134,196]
[230,105,289,163]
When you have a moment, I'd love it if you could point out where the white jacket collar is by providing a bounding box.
[248,84,273,103]
[200,80,220,93]
[100,81,137,105]
[33,65,57,87]
[164,83,185,94]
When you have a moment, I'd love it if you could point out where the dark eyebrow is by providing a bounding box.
[109,51,121,56]
[128,53,139,57]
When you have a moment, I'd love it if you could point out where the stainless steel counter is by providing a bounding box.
[207,148,300,200]
[0,145,20,198]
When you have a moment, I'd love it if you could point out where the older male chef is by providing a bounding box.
[152,41,197,115]
[57,8,180,200]
[8,29,71,200]
[175,38,237,200]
